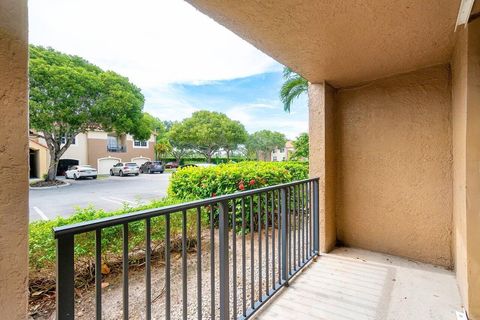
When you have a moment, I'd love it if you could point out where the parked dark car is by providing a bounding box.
[139,161,165,174]
[164,161,179,169]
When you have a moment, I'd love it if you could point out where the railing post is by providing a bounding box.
[280,187,289,284]
[313,179,320,254]
[218,201,230,320]
[56,234,75,320]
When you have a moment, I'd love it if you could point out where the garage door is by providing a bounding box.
[97,157,120,175]
[131,157,150,166]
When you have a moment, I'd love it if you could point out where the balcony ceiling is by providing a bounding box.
[186,0,462,87]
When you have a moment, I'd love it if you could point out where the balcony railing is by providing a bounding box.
[54,178,319,319]
[107,145,127,152]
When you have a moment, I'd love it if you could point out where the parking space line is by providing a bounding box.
[33,206,49,221]
[100,197,124,205]
[109,196,136,204]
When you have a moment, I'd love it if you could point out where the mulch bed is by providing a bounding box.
[30,180,67,188]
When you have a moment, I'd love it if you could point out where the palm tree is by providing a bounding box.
[280,67,308,112]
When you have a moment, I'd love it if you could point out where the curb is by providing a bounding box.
[30,181,71,190]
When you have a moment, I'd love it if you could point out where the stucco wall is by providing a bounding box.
[87,139,155,167]
[464,18,480,319]
[309,82,336,253]
[60,133,89,165]
[452,23,469,315]
[335,65,453,267]
[0,0,29,317]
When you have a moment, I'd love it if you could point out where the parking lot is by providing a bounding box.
[29,173,171,222]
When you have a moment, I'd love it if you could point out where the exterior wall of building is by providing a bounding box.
[87,138,155,170]
[60,133,89,164]
[271,141,295,161]
[452,18,480,319]
[309,82,336,253]
[335,65,453,267]
[29,140,49,178]
[0,0,29,317]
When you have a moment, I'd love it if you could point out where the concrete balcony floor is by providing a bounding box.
[254,248,462,320]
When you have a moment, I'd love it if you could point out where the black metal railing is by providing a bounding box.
[54,178,319,319]
[107,145,127,152]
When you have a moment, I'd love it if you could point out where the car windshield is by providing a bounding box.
[153,161,162,165]
[126,163,137,166]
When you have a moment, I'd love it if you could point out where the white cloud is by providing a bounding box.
[28,0,281,88]
[28,0,307,139]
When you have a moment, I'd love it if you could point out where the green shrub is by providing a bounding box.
[168,161,308,200]
[29,197,206,276]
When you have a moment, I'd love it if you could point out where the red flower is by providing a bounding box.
[238,182,245,191]
[249,179,256,186]
[211,192,216,197]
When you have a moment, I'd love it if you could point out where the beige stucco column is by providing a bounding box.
[465,17,480,320]
[452,17,480,320]
[308,82,336,253]
[0,0,29,318]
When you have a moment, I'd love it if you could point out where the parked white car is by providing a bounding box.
[65,165,97,180]
[110,162,140,177]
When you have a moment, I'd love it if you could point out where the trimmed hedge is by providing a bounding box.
[29,197,206,274]
[161,156,248,165]
[168,161,308,200]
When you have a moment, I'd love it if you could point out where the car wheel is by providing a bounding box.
[110,170,114,176]
[92,176,97,180]
[160,171,164,174]
[119,170,124,177]
[139,168,143,174]
[73,174,78,180]
[135,173,139,176]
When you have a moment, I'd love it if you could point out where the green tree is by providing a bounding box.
[154,138,172,161]
[247,130,287,161]
[291,132,309,160]
[280,67,308,112]
[142,113,166,142]
[29,45,150,181]
[167,121,192,163]
[221,119,248,159]
[170,111,246,163]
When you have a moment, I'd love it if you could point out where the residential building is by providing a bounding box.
[55,131,156,175]
[32,131,156,175]
[1,1,480,319]
[271,140,294,161]
[28,137,49,179]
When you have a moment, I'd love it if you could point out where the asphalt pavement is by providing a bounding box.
[29,173,171,222]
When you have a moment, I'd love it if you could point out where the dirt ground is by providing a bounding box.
[34,226,310,320]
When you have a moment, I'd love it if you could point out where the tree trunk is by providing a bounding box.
[46,160,58,181]
[43,132,75,181]
[207,153,212,163]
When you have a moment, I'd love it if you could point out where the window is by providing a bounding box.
[280,148,285,153]
[61,135,76,145]
[133,140,148,148]
[273,156,277,161]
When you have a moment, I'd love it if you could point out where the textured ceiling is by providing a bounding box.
[186,0,461,87]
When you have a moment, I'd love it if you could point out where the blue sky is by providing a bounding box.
[28,0,308,139]
[143,72,308,138]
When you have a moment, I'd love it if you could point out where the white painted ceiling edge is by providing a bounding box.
[456,0,476,30]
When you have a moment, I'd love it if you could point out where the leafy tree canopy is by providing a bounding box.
[247,130,286,160]
[291,132,309,160]
[29,45,150,180]
[167,111,248,162]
